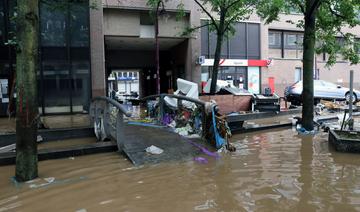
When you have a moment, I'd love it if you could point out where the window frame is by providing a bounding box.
[268,30,282,49]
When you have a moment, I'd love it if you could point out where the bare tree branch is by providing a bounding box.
[191,22,214,30]
[324,0,347,19]
[223,4,252,32]
[193,0,219,31]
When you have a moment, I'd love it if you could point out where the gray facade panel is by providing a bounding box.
[229,23,246,59]
[247,23,260,59]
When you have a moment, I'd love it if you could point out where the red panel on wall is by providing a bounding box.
[268,77,275,94]
[248,60,268,67]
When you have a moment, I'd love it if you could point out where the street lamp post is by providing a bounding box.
[155,0,165,94]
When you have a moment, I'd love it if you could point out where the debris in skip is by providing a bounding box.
[126,78,235,152]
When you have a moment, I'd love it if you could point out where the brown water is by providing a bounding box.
[1,128,360,211]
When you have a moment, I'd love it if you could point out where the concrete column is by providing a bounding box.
[186,6,201,85]
[90,0,106,97]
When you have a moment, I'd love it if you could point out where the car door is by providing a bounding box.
[320,81,342,99]
[314,80,326,98]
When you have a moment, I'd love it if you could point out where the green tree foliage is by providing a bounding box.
[189,0,256,94]
[259,0,360,65]
[195,0,258,94]
[258,0,360,130]
[147,0,256,94]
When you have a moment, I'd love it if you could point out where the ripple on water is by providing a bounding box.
[1,128,360,211]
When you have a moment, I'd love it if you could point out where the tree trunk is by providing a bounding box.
[210,13,225,95]
[302,0,317,131]
[15,0,39,182]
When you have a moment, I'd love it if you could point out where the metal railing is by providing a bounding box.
[89,94,209,150]
[90,96,132,150]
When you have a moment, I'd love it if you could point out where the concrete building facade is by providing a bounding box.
[199,11,360,97]
[1,0,359,115]
[92,0,201,98]
[261,13,360,96]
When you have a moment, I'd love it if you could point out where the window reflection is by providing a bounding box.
[70,2,89,47]
[40,3,66,47]
[40,0,90,114]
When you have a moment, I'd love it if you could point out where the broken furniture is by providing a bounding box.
[252,93,280,112]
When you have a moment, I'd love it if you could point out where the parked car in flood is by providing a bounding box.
[284,80,360,105]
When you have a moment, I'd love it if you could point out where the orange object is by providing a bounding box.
[268,77,275,94]
[201,82,207,94]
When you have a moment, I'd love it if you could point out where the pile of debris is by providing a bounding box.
[314,100,360,132]
[126,79,235,152]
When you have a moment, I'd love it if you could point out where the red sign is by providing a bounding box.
[248,60,269,67]
[202,59,271,67]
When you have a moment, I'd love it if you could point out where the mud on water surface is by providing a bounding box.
[1,128,360,211]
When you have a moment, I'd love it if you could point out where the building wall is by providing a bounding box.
[103,9,189,38]
[95,3,360,98]
[103,9,139,36]
[103,0,196,12]
[187,2,201,83]
[100,0,202,88]
[261,13,360,97]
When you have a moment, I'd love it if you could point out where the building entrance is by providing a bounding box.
[105,36,187,98]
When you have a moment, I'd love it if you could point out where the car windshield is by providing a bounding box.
[321,80,337,87]
[291,80,340,88]
[314,80,323,86]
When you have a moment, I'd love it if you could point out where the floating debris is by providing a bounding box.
[36,135,43,143]
[145,145,164,155]
[194,157,208,164]
[194,200,217,211]
[99,199,114,205]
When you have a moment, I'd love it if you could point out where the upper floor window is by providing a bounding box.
[285,33,303,49]
[354,38,360,54]
[40,0,89,47]
[0,2,4,44]
[285,33,297,48]
[201,21,260,59]
[268,31,281,48]
[268,30,303,59]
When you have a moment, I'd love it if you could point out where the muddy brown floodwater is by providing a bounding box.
[1,127,360,211]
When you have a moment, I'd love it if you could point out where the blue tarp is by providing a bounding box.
[212,106,226,149]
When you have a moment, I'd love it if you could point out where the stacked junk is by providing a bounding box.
[128,79,236,152]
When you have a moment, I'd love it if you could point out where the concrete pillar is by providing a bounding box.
[185,6,201,86]
[90,0,106,97]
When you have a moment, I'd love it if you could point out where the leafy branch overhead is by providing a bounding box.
[258,0,360,66]
[178,0,258,94]
[183,0,256,37]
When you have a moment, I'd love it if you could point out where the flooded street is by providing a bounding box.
[1,128,360,211]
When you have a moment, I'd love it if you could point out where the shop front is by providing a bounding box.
[201,59,270,94]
